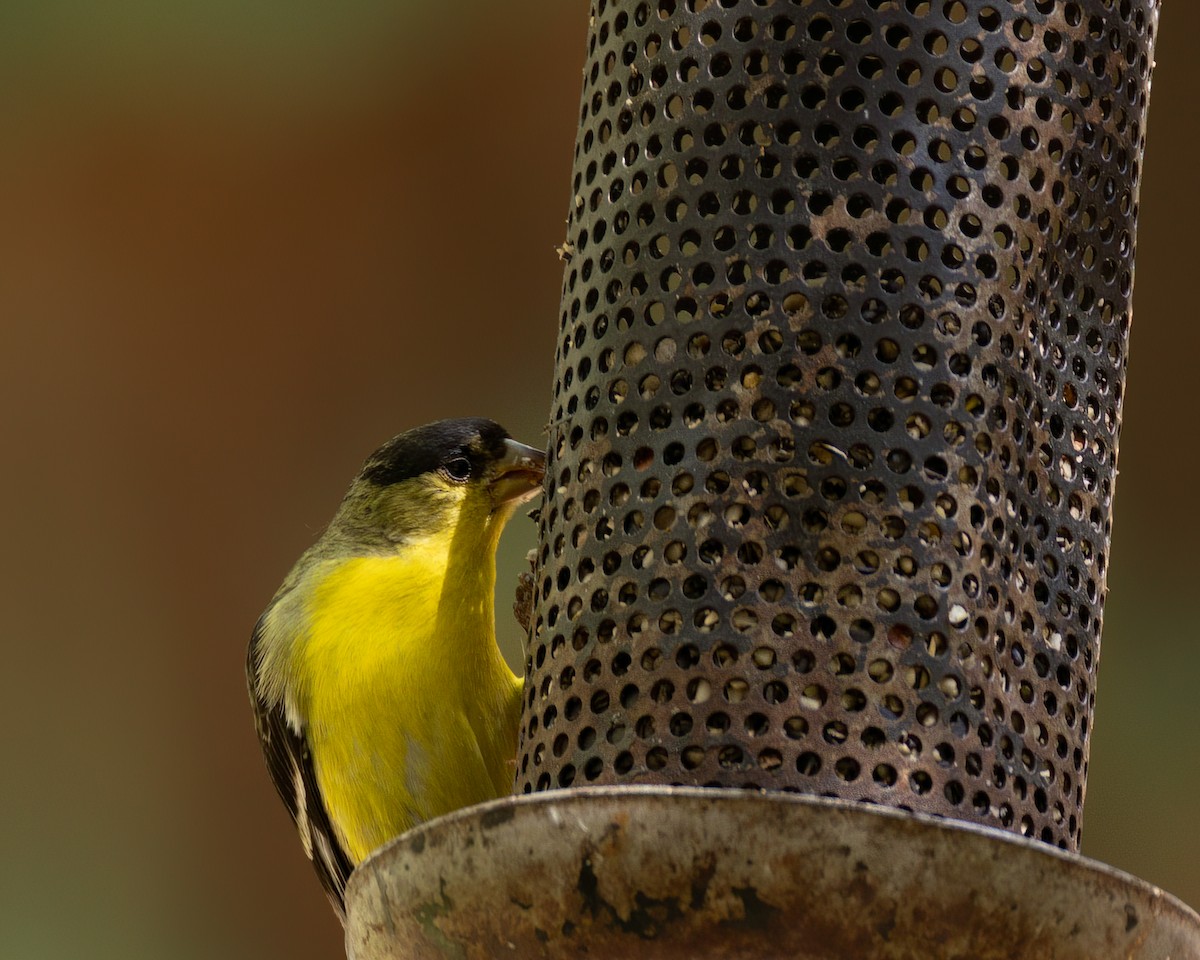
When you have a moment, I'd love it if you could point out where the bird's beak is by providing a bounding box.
[488,439,546,509]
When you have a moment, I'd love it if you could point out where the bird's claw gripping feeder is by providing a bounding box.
[347,1,1200,956]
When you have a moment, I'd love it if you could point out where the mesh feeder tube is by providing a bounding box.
[343,3,1200,958]
[519,0,1158,849]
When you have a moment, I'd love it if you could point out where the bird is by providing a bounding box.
[246,418,545,922]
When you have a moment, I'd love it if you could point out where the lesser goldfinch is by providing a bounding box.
[247,418,545,920]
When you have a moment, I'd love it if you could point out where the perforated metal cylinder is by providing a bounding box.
[518,0,1159,852]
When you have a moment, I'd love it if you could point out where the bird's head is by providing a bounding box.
[332,418,546,550]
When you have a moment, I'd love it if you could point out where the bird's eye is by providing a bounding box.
[442,456,472,483]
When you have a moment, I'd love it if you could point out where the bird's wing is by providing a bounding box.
[247,616,355,923]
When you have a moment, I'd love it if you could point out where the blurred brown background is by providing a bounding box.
[0,3,1193,958]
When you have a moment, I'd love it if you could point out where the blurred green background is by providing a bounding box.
[0,3,1194,958]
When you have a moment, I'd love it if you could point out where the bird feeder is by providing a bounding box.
[345,2,1200,957]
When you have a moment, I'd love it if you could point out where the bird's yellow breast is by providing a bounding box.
[297,541,521,864]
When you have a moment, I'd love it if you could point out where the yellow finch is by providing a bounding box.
[247,418,544,921]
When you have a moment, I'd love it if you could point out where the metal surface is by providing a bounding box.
[345,787,1200,959]
[519,0,1160,851]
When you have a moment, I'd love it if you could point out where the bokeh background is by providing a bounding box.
[1,3,1194,957]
